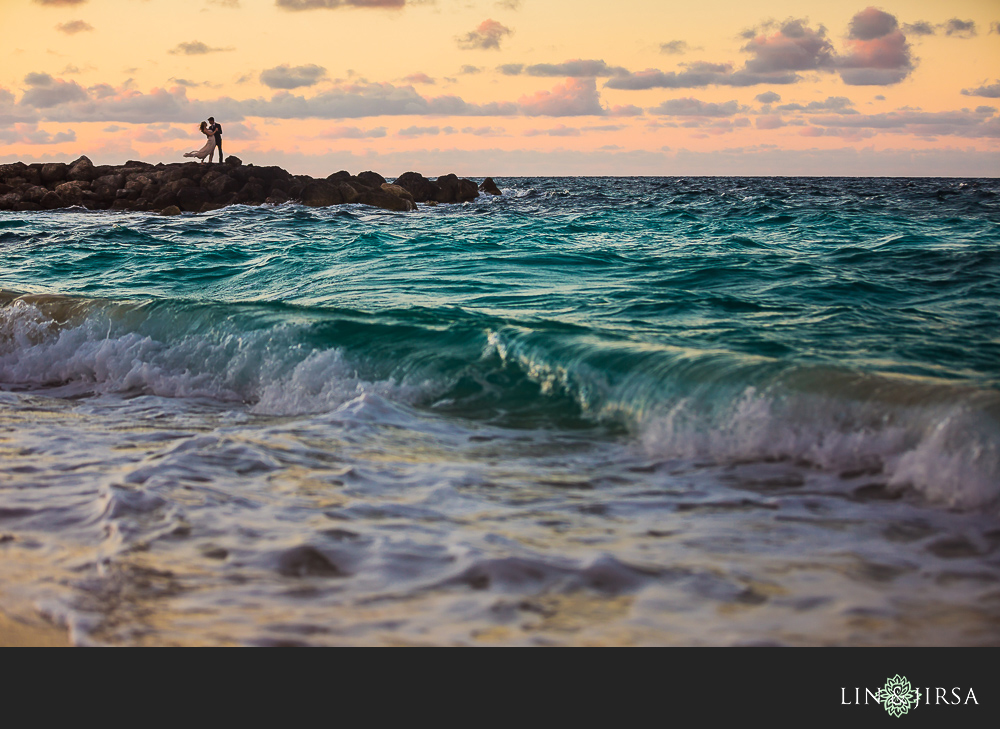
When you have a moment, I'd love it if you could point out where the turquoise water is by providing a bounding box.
[1,177,998,645]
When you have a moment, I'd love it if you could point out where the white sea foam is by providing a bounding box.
[0,299,432,414]
[638,387,1000,510]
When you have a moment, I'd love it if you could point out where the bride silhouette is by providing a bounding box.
[183,121,216,162]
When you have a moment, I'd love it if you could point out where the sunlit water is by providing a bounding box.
[1,177,998,645]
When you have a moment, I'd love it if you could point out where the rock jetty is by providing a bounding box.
[0,156,503,215]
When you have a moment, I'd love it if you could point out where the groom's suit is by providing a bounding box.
[208,122,223,162]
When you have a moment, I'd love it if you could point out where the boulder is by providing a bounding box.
[336,183,359,204]
[300,180,344,207]
[479,177,502,195]
[151,191,178,210]
[93,181,121,202]
[326,170,351,184]
[0,184,10,195]
[394,171,440,203]
[0,162,28,181]
[435,174,460,203]
[161,178,197,196]
[94,173,126,192]
[110,199,136,211]
[55,180,90,205]
[226,156,242,166]
[198,202,225,213]
[40,163,68,184]
[0,192,22,210]
[457,178,479,202]
[160,205,182,216]
[265,190,290,205]
[357,170,387,189]
[22,185,48,204]
[126,173,153,188]
[381,183,415,205]
[206,174,239,198]
[356,189,416,212]
[40,191,63,209]
[176,186,214,212]
[235,180,266,204]
[15,202,42,212]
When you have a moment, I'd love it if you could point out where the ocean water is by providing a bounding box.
[0,176,998,646]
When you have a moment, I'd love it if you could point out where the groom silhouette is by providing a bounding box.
[207,117,223,163]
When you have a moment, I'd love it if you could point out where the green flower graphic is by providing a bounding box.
[880,675,918,718]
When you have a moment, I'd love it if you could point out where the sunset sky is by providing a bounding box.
[2,0,998,176]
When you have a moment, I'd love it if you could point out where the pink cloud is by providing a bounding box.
[518,78,603,116]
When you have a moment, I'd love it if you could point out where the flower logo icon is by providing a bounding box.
[880,675,918,717]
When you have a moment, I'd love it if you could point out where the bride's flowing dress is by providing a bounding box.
[184,133,215,160]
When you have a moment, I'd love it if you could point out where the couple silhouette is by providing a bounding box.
[183,117,224,163]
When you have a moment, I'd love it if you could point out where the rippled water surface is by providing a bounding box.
[1,177,998,645]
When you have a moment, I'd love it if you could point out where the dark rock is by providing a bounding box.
[336,183,359,204]
[160,205,182,216]
[54,180,89,206]
[381,183,415,205]
[457,178,479,202]
[276,545,344,578]
[356,188,416,212]
[40,191,63,209]
[247,166,291,186]
[206,174,239,198]
[151,191,178,210]
[93,182,120,202]
[357,170,387,189]
[22,186,48,204]
[435,173,459,203]
[199,168,225,186]
[226,156,242,166]
[90,165,119,180]
[300,180,344,207]
[40,163,68,184]
[176,186,214,212]
[126,173,153,190]
[0,158,490,215]
[66,156,94,182]
[94,173,125,189]
[198,202,225,213]
[15,202,42,212]
[479,177,502,195]
[342,177,372,196]
[236,180,266,204]
[161,178,197,196]
[0,162,28,181]
[394,171,440,203]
